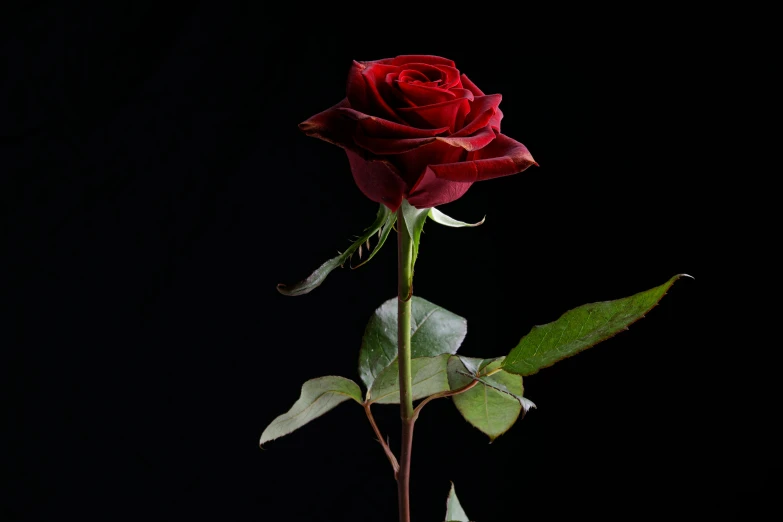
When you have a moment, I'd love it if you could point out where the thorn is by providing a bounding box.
[358,244,363,259]
[378,228,382,239]
[366,238,371,252]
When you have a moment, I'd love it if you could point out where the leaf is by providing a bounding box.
[276,204,392,296]
[502,274,692,376]
[445,482,470,522]
[400,199,430,279]
[368,354,451,404]
[358,296,468,390]
[448,356,527,441]
[429,207,485,228]
[474,374,536,414]
[259,376,362,446]
[448,356,505,387]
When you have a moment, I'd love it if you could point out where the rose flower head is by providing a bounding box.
[299,55,537,211]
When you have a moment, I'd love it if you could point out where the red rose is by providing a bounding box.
[299,55,537,211]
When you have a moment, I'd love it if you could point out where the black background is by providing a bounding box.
[1,3,774,521]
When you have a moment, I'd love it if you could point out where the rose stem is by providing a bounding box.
[396,204,415,522]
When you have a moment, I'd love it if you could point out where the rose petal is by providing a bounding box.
[470,132,537,179]
[345,149,406,211]
[379,55,457,68]
[397,96,472,132]
[460,73,485,96]
[354,130,437,155]
[490,106,504,131]
[347,60,405,122]
[452,94,502,137]
[299,98,359,151]
[436,126,496,151]
[448,88,475,101]
[452,108,493,137]
[427,132,537,183]
[385,72,414,107]
[396,80,455,106]
[337,107,449,138]
[406,167,473,208]
[346,61,371,112]
[393,139,467,187]
[398,69,430,83]
[396,62,462,89]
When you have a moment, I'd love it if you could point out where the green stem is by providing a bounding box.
[396,205,414,522]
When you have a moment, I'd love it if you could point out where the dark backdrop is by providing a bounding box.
[1,3,774,521]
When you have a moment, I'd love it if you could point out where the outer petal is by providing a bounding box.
[427,132,537,183]
[345,149,406,211]
[346,61,371,112]
[406,167,473,208]
[436,126,497,151]
[393,139,466,187]
[490,106,504,131]
[298,98,359,151]
[470,132,537,179]
[460,74,485,96]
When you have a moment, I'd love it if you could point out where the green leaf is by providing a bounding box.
[429,207,485,228]
[448,356,528,441]
[448,355,508,385]
[502,274,692,376]
[276,204,392,296]
[368,354,450,404]
[358,296,468,390]
[474,374,536,414]
[400,199,429,279]
[445,482,470,522]
[259,376,362,446]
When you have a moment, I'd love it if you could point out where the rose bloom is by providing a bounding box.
[299,55,537,211]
